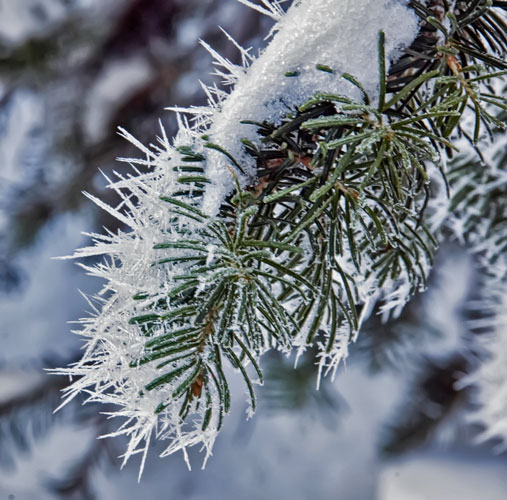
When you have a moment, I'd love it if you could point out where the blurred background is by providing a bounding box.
[0,1,505,499]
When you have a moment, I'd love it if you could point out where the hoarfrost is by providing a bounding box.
[197,0,420,215]
[54,0,423,475]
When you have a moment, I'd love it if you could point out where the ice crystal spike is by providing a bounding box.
[53,0,507,476]
[236,0,286,20]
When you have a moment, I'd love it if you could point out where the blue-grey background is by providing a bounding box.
[0,1,505,498]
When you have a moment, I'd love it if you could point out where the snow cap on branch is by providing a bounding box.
[196,0,420,214]
[55,0,424,475]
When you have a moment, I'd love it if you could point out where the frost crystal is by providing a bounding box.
[185,0,419,215]
[467,265,507,450]
[54,0,425,474]
[448,148,507,449]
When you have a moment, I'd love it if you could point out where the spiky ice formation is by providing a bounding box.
[53,0,422,475]
[182,0,419,215]
[449,145,507,450]
[468,264,507,450]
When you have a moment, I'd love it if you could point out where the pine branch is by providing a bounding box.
[54,0,507,472]
[260,348,342,420]
[45,418,115,500]
[381,355,469,455]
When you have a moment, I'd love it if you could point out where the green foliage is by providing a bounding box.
[393,0,507,145]
[127,0,506,431]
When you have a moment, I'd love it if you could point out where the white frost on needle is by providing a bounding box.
[191,0,420,215]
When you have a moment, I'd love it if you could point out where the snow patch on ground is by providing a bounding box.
[378,451,507,500]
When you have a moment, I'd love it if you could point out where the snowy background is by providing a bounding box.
[0,1,505,499]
